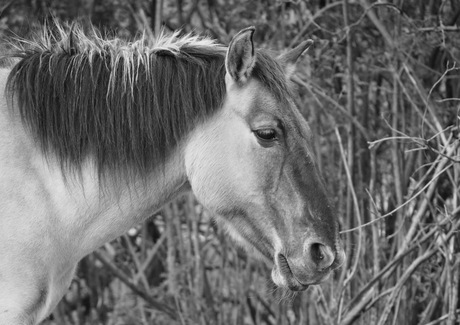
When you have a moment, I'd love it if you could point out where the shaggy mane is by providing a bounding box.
[5,23,291,181]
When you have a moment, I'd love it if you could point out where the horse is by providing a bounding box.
[0,23,345,324]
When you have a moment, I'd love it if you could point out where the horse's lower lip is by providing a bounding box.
[288,283,309,291]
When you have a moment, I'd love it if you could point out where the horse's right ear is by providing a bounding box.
[277,39,313,79]
[225,27,256,85]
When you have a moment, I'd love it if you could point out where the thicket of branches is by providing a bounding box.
[1,0,459,324]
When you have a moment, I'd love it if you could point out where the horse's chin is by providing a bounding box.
[271,263,329,292]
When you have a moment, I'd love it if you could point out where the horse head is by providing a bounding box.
[185,27,345,291]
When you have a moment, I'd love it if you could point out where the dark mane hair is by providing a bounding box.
[5,23,291,181]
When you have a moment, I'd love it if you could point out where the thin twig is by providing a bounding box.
[377,246,439,325]
[93,250,177,320]
[343,216,460,314]
[424,309,460,325]
[335,127,362,289]
[340,161,454,234]
[428,62,458,98]
[298,77,369,140]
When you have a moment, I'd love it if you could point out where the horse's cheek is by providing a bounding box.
[184,147,223,210]
[198,167,232,212]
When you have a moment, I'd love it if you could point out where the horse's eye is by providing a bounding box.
[254,129,277,142]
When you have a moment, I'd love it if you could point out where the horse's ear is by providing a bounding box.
[225,27,256,84]
[277,39,314,79]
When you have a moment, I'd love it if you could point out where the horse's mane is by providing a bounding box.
[5,23,291,182]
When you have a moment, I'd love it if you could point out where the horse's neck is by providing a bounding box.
[0,65,189,260]
[0,67,192,323]
[53,152,189,258]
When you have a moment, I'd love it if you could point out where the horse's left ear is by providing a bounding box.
[225,26,256,85]
[277,39,314,78]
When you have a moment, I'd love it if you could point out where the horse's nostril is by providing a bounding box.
[309,243,334,270]
[311,243,324,260]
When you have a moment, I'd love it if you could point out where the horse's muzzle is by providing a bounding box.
[272,241,345,291]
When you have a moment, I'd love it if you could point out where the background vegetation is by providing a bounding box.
[0,0,459,324]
